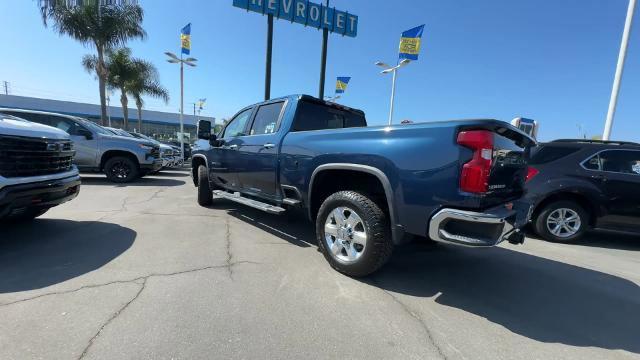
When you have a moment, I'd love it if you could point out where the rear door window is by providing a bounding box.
[249,102,284,135]
[292,101,366,132]
[599,150,640,175]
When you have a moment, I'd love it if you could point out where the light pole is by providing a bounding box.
[603,0,636,140]
[165,51,197,161]
[375,59,411,125]
[106,93,112,128]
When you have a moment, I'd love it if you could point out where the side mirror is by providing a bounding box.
[209,133,218,146]
[77,128,93,140]
[197,120,212,140]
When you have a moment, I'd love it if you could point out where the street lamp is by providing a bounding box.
[165,51,197,162]
[603,0,636,140]
[376,59,411,125]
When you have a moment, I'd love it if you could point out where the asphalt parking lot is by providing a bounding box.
[1,168,639,360]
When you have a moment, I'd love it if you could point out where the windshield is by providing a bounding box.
[75,118,113,136]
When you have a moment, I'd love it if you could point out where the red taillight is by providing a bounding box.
[526,166,539,182]
[457,130,494,193]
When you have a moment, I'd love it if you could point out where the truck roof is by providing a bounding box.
[256,94,366,116]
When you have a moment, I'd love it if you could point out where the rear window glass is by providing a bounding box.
[292,101,366,132]
[530,146,579,165]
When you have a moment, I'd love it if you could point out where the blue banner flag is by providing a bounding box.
[335,77,351,94]
[181,23,191,55]
[399,25,425,61]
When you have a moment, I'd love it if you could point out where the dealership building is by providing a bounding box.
[0,95,215,141]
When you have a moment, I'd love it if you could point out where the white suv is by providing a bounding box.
[0,113,81,221]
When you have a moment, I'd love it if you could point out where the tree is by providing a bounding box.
[128,60,169,133]
[83,48,137,129]
[39,0,146,125]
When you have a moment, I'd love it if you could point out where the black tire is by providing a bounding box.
[104,156,139,183]
[316,191,393,277]
[5,208,49,223]
[534,200,588,243]
[197,165,213,206]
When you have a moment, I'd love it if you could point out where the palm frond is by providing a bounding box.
[81,54,99,73]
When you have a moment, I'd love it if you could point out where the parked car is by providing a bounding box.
[525,139,640,242]
[191,95,534,276]
[127,132,177,168]
[0,113,81,221]
[167,140,191,159]
[162,142,184,166]
[0,109,162,183]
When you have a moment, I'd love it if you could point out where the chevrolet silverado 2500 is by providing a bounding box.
[191,95,535,276]
[0,113,80,222]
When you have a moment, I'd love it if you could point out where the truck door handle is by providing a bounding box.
[228,144,238,150]
[263,143,275,149]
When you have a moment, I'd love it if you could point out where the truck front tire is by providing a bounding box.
[104,156,139,183]
[197,165,213,206]
[316,191,393,277]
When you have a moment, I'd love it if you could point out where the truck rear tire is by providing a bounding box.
[316,191,393,277]
[104,156,139,183]
[197,165,213,206]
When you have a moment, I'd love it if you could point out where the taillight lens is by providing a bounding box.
[526,166,539,182]
[457,130,494,193]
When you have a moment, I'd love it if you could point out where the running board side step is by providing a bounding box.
[213,190,286,214]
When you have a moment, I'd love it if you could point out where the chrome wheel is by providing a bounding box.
[546,208,581,238]
[324,206,367,264]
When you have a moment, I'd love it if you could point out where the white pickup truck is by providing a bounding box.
[0,113,81,222]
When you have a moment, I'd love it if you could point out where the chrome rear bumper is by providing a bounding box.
[428,203,530,247]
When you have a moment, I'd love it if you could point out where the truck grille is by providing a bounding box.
[0,135,75,178]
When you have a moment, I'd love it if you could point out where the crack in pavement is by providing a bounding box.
[78,278,147,360]
[224,217,234,280]
[0,261,260,308]
[377,286,448,360]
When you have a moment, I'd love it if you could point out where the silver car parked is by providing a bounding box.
[0,109,162,183]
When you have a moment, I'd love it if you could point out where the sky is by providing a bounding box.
[0,0,638,142]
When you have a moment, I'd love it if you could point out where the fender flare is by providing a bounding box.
[308,163,403,244]
[191,154,209,185]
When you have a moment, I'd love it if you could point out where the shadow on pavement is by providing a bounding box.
[81,176,185,187]
[153,170,190,178]
[368,243,640,354]
[0,219,135,293]
[214,203,640,353]
[525,228,640,251]
[214,200,315,248]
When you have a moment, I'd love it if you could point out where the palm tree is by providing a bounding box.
[83,48,138,129]
[39,0,146,125]
[128,61,170,133]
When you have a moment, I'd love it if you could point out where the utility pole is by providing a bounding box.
[603,0,637,140]
[265,14,273,100]
[318,0,329,99]
[2,81,9,95]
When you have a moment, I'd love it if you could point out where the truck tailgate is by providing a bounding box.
[458,122,535,209]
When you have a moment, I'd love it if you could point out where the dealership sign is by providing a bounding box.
[232,0,358,37]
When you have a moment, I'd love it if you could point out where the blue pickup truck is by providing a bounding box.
[192,95,535,276]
